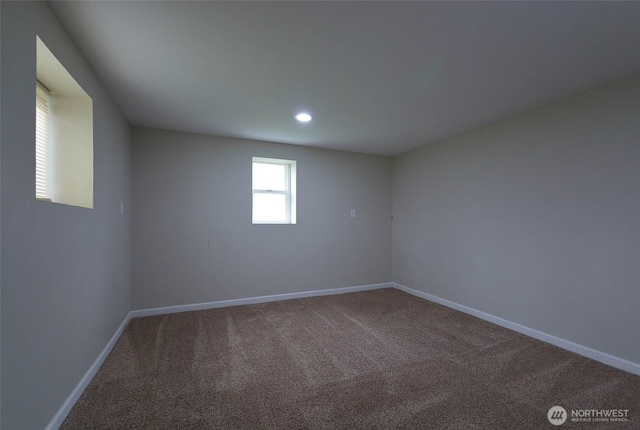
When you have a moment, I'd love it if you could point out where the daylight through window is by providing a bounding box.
[252,157,296,224]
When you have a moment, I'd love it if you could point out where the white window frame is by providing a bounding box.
[252,157,297,224]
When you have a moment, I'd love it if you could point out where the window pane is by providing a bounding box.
[253,193,287,222]
[253,162,286,191]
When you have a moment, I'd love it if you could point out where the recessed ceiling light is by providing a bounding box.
[295,113,312,122]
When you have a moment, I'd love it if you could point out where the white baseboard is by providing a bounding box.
[393,282,640,376]
[45,312,133,430]
[131,282,393,318]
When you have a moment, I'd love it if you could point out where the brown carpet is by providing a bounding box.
[61,288,640,429]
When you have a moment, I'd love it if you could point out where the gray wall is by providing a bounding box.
[393,74,640,364]
[0,2,132,429]
[132,127,392,309]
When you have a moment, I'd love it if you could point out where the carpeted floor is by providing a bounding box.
[61,288,640,429]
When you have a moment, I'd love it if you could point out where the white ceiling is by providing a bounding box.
[49,1,640,156]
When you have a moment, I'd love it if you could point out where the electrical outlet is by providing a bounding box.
[351,209,356,218]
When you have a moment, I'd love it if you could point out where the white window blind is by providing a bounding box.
[35,80,50,200]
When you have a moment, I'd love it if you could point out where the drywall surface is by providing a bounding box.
[132,128,392,309]
[393,74,640,364]
[0,2,132,429]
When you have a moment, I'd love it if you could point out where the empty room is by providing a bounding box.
[1,1,639,429]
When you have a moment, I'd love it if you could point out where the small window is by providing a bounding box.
[252,157,296,224]
[35,36,93,208]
